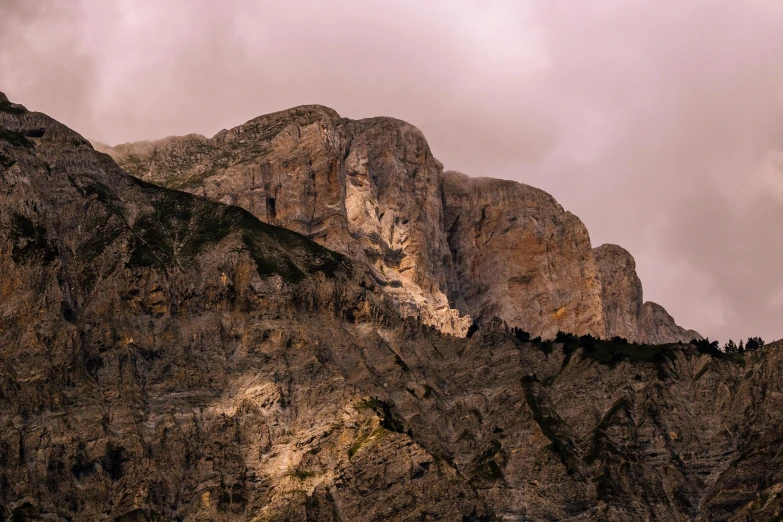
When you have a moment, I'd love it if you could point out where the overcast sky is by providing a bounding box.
[2,0,782,342]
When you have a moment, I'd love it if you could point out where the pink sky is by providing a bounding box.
[2,0,783,342]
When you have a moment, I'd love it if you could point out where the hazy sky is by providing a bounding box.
[2,0,782,342]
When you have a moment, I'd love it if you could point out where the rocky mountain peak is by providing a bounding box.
[3,91,781,522]
[594,243,644,341]
[100,109,698,342]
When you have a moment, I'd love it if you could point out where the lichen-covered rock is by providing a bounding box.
[442,171,606,339]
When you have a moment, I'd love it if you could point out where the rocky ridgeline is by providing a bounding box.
[4,92,778,521]
[97,105,699,343]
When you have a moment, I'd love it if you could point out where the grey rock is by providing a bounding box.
[594,244,644,341]
[641,301,703,344]
[103,106,469,336]
[594,244,702,343]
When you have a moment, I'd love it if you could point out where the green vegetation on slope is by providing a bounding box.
[0,99,26,115]
[0,129,33,148]
[126,178,347,282]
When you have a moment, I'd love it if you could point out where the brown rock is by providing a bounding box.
[641,301,703,344]
[594,243,644,341]
[99,104,698,343]
[595,244,702,343]
[442,171,606,339]
[105,106,469,335]
[0,92,779,521]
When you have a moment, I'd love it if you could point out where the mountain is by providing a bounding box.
[4,92,781,521]
[97,105,699,343]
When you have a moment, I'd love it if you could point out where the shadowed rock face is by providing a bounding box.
[1,92,782,522]
[0,93,486,521]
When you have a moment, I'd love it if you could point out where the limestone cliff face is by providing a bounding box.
[441,171,606,339]
[100,104,697,341]
[641,301,703,344]
[594,244,643,340]
[1,94,483,521]
[594,244,702,343]
[2,93,783,521]
[104,106,467,335]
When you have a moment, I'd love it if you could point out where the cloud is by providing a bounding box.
[0,0,99,132]
[1,0,782,341]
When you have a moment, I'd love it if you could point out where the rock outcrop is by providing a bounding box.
[442,171,606,339]
[2,92,781,521]
[641,301,703,344]
[594,244,702,343]
[102,105,698,342]
[594,244,644,341]
[101,106,468,335]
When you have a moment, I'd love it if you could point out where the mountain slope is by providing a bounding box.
[4,93,778,522]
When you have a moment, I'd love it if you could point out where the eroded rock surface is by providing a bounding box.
[0,93,779,522]
[442,171,606,340]
[594,244,702,343]
[594,244,643,341]
[641,301,703,344]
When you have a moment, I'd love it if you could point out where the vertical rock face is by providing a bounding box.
[338,117,463,332]
[105,106,468,334]
[103,104,698,341]
[594,244,644,341]
[594,244,702,343]
[441,171,606,339]
[641,301,703,344]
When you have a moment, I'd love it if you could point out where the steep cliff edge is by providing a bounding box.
[441,171,606,339]
[593,244,644,340]
[1,92,780,522]
[101,105,698,341]
[0,93,486,521]
[641,301,703,344]
[593,244,702,343]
